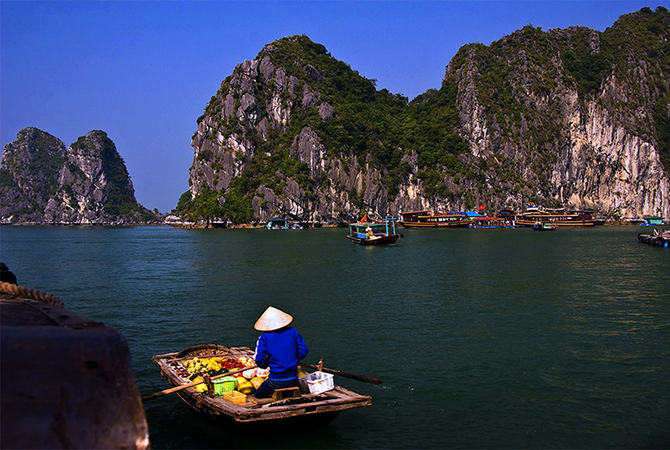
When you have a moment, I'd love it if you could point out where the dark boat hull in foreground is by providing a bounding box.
[1,281,149,449]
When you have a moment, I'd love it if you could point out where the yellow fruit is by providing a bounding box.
[192,376,207,392]
[236,377,254,395]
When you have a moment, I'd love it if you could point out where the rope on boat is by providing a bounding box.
[0,281,64,308]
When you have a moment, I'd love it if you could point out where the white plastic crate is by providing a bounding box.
[298,371,334,394]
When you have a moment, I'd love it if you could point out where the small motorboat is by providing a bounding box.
[346,217,403,245]
[533,221,556,231]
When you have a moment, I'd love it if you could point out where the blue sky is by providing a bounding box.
[2,0,667,213]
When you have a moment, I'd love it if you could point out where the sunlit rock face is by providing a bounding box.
[439,10,669,219]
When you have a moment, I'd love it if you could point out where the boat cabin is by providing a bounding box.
[398,210,430,222]
[265,218,288,229]
[398,210,474,228]
[349,219,398,239]
[642,216,666,226]
[516,206,595,227]
[265,218,302,230]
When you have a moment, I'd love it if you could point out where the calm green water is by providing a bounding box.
[2,225,669,449]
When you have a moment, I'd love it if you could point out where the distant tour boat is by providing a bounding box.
[265,218,302,230]
[399,210,474,228]
[515,206,596,227]
[469,214,508,228]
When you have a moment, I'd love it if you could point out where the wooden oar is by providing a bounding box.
[142,365,257,402]
[302,362,383,385]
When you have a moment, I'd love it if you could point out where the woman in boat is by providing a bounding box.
[253,306,309,399]
[365,226,373,238]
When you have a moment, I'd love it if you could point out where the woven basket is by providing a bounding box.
[176,344,230,358]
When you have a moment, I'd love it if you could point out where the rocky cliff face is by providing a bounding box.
[1,128,161,224]
[185,7,669,224]
[187,36,430,224]
[0,127,67,223]
[446,9,670,218]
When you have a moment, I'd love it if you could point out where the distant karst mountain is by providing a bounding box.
[0,127,161,224]
[178,6,669,225]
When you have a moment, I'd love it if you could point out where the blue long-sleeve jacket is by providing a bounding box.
[254,327,309,381]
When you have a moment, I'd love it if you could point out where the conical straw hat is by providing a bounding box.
[254,306,293,331]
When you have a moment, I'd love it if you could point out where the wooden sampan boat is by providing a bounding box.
[151,344,372,428]
[346,218,403,246]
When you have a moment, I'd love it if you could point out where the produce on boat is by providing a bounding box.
[150,344,372,427]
